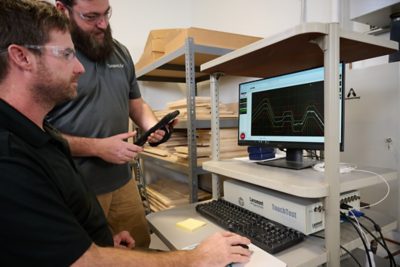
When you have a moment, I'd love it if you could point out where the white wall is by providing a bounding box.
[191,0,302,37]
[109,0,307,110]
[341,62,400,228]
[110,0,341,62]
[110,0,304,63]
[109,0,192,63]
[109,0,194,109]
[108,1,353,110]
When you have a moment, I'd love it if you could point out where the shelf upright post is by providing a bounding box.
[324,22,341,267]
[210,73,223,199]
[185,37,198,203]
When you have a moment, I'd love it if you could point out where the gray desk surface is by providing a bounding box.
[147,202,397,267]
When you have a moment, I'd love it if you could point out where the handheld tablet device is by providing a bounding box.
[134,110,180,146]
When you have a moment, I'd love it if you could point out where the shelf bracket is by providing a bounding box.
[214,72,224,80]
[310,36,327,53]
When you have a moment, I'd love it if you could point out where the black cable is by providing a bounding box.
[305,150,315,160]
[340,209,396,267]
[312,150,318,160]
[304,150,321,160]
[311,234,361,267]
[362,214,392,252]
[352,220,394,267]
[363,215,394,265]
[354,215,396,267]
[341,212,373,267]
[341,204,396,266]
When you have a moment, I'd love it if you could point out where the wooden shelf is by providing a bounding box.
[201,23,397,78]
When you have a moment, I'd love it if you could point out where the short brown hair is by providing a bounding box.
[57,0,75,7]
[0,0,70,82]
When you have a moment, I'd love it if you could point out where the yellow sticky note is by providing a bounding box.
[176,218,206,231]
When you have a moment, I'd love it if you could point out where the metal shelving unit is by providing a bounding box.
[136,37,236,203]
[200,22,398,266]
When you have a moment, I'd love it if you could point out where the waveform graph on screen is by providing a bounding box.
[251,81,324,137]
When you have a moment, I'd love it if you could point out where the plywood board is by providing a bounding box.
[143,147,170,157]
[146,178,211,211]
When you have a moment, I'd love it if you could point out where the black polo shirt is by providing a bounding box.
[0,99,113,266]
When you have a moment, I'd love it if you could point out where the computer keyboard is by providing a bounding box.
[195,199,305,254]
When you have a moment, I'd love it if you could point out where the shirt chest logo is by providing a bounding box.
[107,63,124,69]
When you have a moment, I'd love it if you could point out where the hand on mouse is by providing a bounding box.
[189,231,252,267]
[234,243,249,250]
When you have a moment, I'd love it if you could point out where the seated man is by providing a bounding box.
[0,0,251,266]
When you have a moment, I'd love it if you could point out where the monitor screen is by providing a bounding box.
[238,64,344,169]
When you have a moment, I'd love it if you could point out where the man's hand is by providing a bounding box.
[190,232,252,267]
[113,231,135,249]
[147,119,178,145]
[96,131,143,164]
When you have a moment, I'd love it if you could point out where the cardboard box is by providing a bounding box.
[165,27,261,54]
[136,27,261,71]
[142,28,181,55]
[136,29,182,70]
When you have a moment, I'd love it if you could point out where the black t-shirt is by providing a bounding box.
[0,99,113,266]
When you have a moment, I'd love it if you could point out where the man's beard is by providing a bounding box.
[31,59,78,109]
[70,18,114,62]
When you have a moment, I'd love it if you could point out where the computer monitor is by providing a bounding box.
[238,63,344,170]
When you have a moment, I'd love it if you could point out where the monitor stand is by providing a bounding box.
[256,148,317,170]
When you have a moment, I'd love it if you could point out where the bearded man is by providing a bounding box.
[47,0,171,248]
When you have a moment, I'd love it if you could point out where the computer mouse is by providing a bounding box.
[234,243,249,249]
[227,244,251,266]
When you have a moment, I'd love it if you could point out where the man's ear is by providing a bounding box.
[7,45,33,71]
[55,1,70,17]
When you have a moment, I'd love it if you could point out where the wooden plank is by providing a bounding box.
[174,146,211,156]
[175,145,246,155]
[220,150,248,159]
[144,147,170,157]
[146,178,211,211]
[167,96,211,109]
